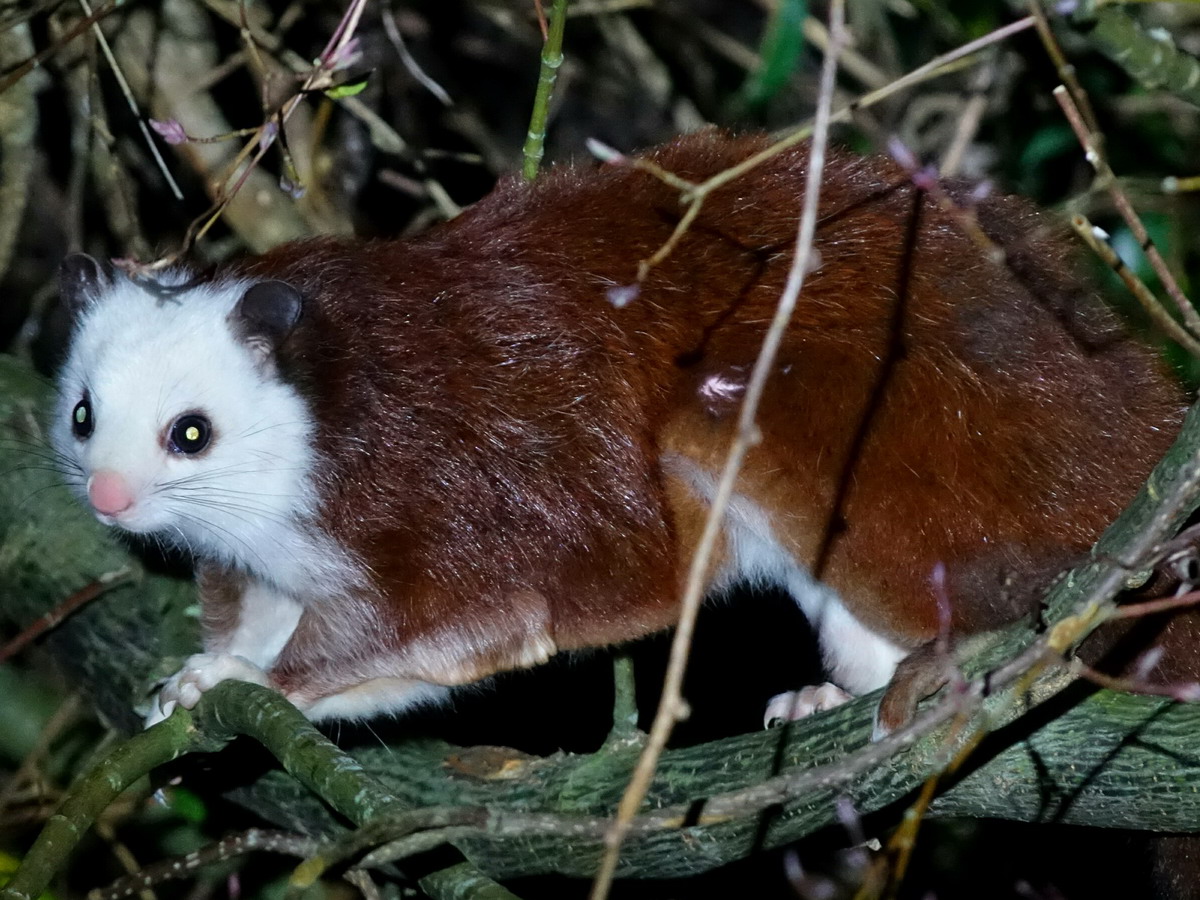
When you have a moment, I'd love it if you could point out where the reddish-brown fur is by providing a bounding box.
[217,131,1183,708]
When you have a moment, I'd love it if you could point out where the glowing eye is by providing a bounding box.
[169,415,212,455]
[72,397,93,439]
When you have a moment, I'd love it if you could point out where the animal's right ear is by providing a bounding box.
[59,254,111,318]
[231,280,304,364]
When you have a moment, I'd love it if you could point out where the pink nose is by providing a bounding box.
[87,470,134,517]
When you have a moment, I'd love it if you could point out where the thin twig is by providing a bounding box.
[1071,660,1200,702]
[1053,84,1200,342]
[92,818,157,900]
[1069,213,1200,357]
[803,14,888,90]
[197,0,458,222]
[0,695,81,817]
[886,137,1004,263]
[167,0,370,260]
[606,16,1038,291]
[0,567,133,664]
[533,0,548,40]
[588,2,847,898]
[1028,0,1099,136]
[88,830,321,900]
[341,869,382,900]
[1163,174,1200,193]
[381,8,451,106]
[1110,589,1200,620]
[75,0,182,200]
[938,56,994,177]
[686,16,1036,203]
[0,0,119,94]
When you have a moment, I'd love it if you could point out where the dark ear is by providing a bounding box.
[59,253,111,318]
[231,280,303,359]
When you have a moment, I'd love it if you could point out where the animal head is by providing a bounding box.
[52,254,317,572]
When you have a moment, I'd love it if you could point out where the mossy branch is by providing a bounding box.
[1071,6,1200,109]
[0,711,223,900]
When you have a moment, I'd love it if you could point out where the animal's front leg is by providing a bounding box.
[258,596,458,722]
[146,578,301,726]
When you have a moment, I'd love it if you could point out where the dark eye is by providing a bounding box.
[72,396,93,439]
[168,414,212,455]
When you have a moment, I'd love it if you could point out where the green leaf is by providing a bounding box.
[160,785,209,825]
[738,0,806,111]
[325,76,368,100]
[0,853,54,900]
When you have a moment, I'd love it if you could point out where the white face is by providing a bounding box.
[53,272,321,581]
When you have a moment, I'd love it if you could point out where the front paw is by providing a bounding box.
[764,682,853,728]
[145,653,273,727]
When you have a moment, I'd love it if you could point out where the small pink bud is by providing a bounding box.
[259,121,279,153]
[150,118,188,145]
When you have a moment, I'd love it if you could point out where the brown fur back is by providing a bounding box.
[224,131,1183,686]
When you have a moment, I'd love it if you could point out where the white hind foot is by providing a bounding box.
[764,682,853,728]
[146,652,273,727]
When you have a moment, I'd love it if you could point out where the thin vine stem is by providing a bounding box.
[522,0,569,181]
[588,2,848,898]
